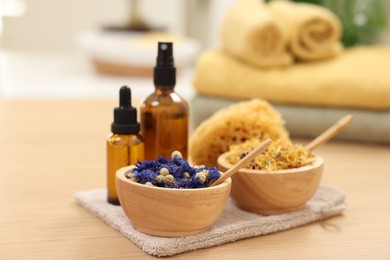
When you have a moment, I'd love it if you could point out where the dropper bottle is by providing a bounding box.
[107,86,144,205]
[140,42,189,160]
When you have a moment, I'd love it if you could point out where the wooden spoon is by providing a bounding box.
[209,115,352,187]
[304,115,353,151]
[209,139,272,187]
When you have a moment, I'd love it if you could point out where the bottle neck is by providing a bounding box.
[154,86,175,94]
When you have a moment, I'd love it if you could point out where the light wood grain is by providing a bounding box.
[218,153,323,215]
[116,166,231,237]
[92,59,153,77]
[0,100,390,259]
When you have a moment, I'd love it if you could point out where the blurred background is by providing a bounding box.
[0,0,238,100]
[0,0,389,99]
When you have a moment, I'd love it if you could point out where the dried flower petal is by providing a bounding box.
[155,175,165,184]
[195,170,208,183]
[171,150,183,159]
[226,139,315,171]
[159,167,170,176]
[129,156,221,189]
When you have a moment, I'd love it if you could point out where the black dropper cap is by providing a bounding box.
[111,86,140,135]
[154,42,176,87]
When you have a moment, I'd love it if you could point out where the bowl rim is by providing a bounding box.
[116,165,232,192]
[218,151,324,175]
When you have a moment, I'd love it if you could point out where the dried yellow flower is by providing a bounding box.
[171,150,183,159]
[195,170,208,183]
[159,168,170,176]
[155,175,165,184]
[226,139,315,171]
[163,174,175,185]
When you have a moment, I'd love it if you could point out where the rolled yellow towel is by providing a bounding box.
[192,47,390,110]
[220,0,292,68]
[268,0,343,61]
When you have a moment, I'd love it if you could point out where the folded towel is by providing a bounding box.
[190,95,390,144]
[75,186,346,257]
[193,48,390,110]
[268,0,343,61]
[220,0,292,67]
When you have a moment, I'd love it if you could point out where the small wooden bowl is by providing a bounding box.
[218,153,324,215]
[116,166,232,237]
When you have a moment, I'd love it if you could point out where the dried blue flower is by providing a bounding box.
[129,151,221,189]
[133,169,158,185]
[206,167,221,182]
[186,176,206,189]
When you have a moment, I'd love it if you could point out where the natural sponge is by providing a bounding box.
[189,99,290,166]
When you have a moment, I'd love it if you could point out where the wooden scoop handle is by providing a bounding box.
[305,115,353,151]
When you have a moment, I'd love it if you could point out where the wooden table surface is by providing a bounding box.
[1,99,389,259]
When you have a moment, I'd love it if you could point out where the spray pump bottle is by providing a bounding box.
[140,42,189,160]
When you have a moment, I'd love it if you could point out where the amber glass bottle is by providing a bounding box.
[141,42,189,160]
[107,86,144,205]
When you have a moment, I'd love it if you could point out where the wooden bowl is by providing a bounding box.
[116,166,232,237]
[218,152,324,215]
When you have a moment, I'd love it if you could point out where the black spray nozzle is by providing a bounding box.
[111,86,140,135]
[156,42,174,67]
[154,42,176,87]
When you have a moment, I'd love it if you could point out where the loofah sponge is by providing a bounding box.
[189,99,290,167]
